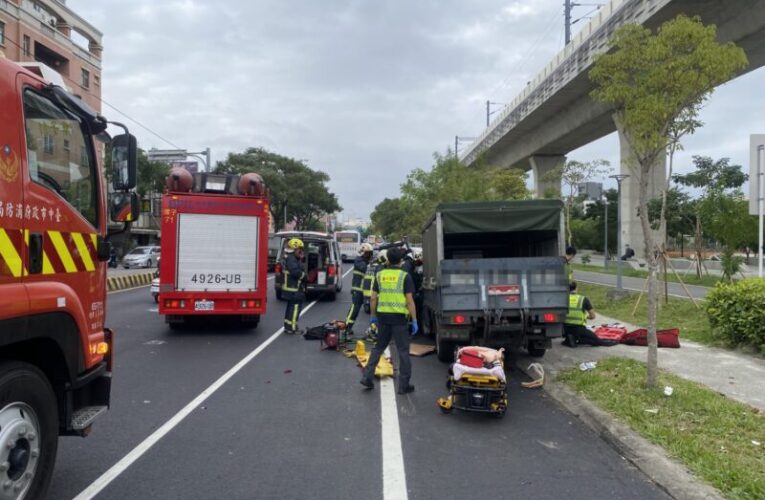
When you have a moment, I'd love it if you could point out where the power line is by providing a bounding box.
[2,35,182,150]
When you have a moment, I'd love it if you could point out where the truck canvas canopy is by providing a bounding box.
[431,200,564,234]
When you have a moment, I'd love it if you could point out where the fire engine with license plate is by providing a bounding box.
[158,171,269,329]
[0,58,139,499]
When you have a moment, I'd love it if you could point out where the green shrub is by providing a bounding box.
[705,278,765,352]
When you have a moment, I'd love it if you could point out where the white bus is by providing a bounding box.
[335,230,362,262]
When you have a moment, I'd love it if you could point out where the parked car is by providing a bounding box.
[274,231,343,301]
[122,246,160,269]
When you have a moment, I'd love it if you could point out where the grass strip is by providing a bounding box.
[573,263,721,287]
[578,282,717,345]
[558,357,765,500]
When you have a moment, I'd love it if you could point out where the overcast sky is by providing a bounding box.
[69,0,765,222]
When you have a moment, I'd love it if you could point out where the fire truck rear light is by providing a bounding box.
[453,315,466,324]
[166,300,180,308]
[90,342,109,355]
[543,313,557,322]
[179,300,186,308]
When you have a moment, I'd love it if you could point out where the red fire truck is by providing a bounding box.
[0,58,138,498]
[158,170,269,329]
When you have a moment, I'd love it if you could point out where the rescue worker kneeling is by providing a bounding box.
[360,247,417,394]
[563,281,617,347]
[345,243,374,337]
[282,238,306,335]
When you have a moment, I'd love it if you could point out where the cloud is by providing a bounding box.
[67,0,765,221]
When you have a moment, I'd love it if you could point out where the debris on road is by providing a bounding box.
[410,343,436,357]
[521,363,545,389]
[664,386,674,397]
[579,361,597,371]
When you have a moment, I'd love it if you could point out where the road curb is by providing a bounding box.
[515,362,724,500]
[107,272,153,292]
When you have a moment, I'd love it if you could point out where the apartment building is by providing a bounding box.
[0,0,102,112]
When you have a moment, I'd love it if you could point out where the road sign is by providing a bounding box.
[147,148,188,162]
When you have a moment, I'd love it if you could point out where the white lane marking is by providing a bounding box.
[380,346,408,500]
[74,268,351,500]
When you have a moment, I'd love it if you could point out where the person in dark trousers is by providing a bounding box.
[564,245,577,283]
[282,238,306,334]
[360,247,418,394]
[345,242,374,337]
[621,244,635,260]
[563,281,617,347]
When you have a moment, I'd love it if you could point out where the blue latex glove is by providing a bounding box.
[410,319,419,336]
[369,316,378,325]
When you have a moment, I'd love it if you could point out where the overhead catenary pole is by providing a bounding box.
[565,0,573,45]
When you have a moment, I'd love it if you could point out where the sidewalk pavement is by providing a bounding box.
[536,314,765,411]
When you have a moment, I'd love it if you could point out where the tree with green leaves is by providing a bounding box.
[370,153,530,240]
[648,188,695,254]
[674,156,748,277]
[544,159,610,245]
[590,15,748,387]
[216,147,341,231]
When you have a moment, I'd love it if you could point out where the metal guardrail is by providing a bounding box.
[460,0,673,166]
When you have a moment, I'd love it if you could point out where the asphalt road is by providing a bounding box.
[574,270,710,299]
[47,271,668,500]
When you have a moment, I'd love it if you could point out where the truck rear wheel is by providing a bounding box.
[436,334,455,363]
[241,315,260,329]
[0,362,58,500]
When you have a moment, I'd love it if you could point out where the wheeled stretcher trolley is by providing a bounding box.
[437,347,508,418]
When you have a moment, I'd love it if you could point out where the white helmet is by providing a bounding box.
[377,249,388,264]
[359,243,374,255]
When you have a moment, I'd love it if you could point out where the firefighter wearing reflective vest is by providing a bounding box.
[282,238,306,334]
[344,243,374,337]
[563,281,616,347]
[360,247,417,395]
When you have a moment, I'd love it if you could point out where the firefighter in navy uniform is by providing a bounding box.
[282,238,306,334]
[345,243,374,337]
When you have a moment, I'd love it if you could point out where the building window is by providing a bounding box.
[43,134,54,155]
[23,35,31,56]
[0,22,5,47]
[94,75,100,87]
[81,68,90,88]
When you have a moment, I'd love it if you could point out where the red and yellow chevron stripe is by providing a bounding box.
[0,228,98,278]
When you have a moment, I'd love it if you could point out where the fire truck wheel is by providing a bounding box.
[325,292,337,302]
[0,361,58,500]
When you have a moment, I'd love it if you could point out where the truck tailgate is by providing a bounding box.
[176,213,259,291]
[438,257,567,311]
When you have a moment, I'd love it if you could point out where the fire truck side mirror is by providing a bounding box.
[111,134,137,191]
[110,192,140,223]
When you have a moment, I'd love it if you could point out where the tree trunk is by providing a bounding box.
[566,198,573,246]
[638,166,659,388]
[694,214,703,278]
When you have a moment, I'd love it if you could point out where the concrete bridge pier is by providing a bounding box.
[530,155,565,199]
[618,129,666,260]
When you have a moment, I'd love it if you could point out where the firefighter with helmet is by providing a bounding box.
[282,238,306,334]
[345,242,374,338]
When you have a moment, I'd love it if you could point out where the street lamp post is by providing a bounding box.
[603,194,609,270]
[758,145,764,278]
[610,174,629,296]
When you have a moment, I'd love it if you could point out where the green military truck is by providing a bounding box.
[421,200,569,361]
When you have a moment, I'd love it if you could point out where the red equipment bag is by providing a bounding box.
[593,326,628,342]
[457,349,484,368]
[622,328,680,348]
